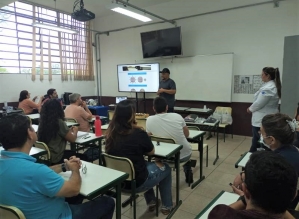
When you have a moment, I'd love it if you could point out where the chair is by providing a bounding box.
[136,118,146,130]
[150,135,193,186]
[108,110,114,121]
[215,106,233,142]
[34,141,51,165]
[17,108,25,114]
[65,117,78,123]
[0,204,26,219]
[187,126,209,167]
[101,153,159,219]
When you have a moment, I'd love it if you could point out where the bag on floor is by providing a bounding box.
[83,146,100,162]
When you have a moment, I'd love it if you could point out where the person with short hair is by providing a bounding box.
[42,88,59,105]
[146,96,193,183]
[208,151,298,219]
[105,99,173,215]
[0,114,115,219]
[247,67,282,152]
[157,68,176,113]
[65,93,93,132]
[18,90,43,114]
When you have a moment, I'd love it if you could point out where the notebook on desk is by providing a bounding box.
[77,131,89,138]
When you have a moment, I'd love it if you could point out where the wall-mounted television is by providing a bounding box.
[140,27,182,59]
[117,63,160,93]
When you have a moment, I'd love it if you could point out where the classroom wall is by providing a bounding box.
[0,74,96,103]
[95,0,299,103]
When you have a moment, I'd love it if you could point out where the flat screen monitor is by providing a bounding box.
[140,27,182,58]
[116,96,127,104]
[117,63,160,93]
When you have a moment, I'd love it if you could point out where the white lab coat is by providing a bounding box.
[249,80,279,127]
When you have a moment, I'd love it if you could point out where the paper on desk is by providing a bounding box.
[77,131,89,138]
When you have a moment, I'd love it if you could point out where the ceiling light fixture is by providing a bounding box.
[111,7,152,22]
[32,22,79,34]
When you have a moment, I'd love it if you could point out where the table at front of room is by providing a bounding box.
[71,133,104,164]
[195,191,239,219]
[186,120,220,165]
[187,130,206,189]
[59,161,128,219]
[150,141,183,219]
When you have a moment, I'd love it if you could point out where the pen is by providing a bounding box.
[83,136,91,139]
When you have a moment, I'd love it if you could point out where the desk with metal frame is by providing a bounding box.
[186,120,220,165]
[150,141,183,219]
[0,146,47,160]
[235,152,252,168]
[59,161,128,219]
[187,130,206,189]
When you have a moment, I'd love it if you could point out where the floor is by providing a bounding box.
[108,133,251,219]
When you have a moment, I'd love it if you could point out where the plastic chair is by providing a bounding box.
[150,135,193,186]
[65,117,78,123]
[187,126,209,167]
[215,106,233,142]
[108,110,114,122]
[0,204,26,219]
[101,153,159,219]
[34,141,51,165]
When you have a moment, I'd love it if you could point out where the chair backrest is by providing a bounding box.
[17,108,25,114]
[136,118,146,130]
[150,135,176,144]
[0,204,26,219]
[65,117,78,123]
[187,126,200,131]
[101,153,135,181]
[34,141,51,160]
[215,106,232,115]
[108,110,114,121]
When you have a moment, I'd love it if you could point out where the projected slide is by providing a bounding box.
[117,63,160,92]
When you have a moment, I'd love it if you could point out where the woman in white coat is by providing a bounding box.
[247,67,282,152]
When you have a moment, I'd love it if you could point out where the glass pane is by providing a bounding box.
[0,51,18,59]
[0,44,18,52]
[17,24,33,33]
[18,31,32,39]
[0,67,19,73]
[20,67,31,74]
[0,59,19,66]
[19,54,32,60]
[0,35,17,44]
[20,60,34,67]
[16,17,33,25]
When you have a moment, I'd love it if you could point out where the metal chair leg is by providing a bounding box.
[206,146,209,167]
[155,185,159,217]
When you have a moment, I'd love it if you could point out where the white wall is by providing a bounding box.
[95,0,299,102]
[0,74,96,102]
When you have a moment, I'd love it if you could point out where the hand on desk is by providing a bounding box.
[64,158,81,172]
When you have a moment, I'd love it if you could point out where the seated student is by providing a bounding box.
[0,114,115,219]
[65,93,93,132]
[294,103,299,147]
[232,113,299,209]
[18,90,43,114]
[146,97,193,183]
[42,88,60,105]
[208,151,298,219]
[105,99,173,215]
[38,99,87,165]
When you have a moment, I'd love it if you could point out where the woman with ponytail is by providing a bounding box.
[247,67,282,152]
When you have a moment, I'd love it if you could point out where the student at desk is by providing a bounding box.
[232,113,299,209]
[208,151,298,219]
[18,90,43,115]
[0,114,115,219]
[105,99,173,215]
[38,99,88,165]
[294,103,299,147]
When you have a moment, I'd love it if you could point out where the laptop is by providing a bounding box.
[116,96,127,104]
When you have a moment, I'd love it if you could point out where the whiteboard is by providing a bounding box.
[149,53,233,102]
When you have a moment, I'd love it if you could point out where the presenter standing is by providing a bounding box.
[157,68,176,112]
[247,67,282,152]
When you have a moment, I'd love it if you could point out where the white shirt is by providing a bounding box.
[249,80,279,127]
[146,113,192,160]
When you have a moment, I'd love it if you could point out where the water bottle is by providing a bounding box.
[94,116,102,137]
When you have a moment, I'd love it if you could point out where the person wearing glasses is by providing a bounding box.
[105,99,173,215]
[208,151,298,219]
[232,113,299,210]
[18,90,43,114]
[247,67,282,152]
[0,114,115,219]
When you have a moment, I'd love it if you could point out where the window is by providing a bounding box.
[0,1,94,81]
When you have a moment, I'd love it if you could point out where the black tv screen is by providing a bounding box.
[141,27,182,58]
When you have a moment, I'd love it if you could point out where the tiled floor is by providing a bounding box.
[109,134,251,219]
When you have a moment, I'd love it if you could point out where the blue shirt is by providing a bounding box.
[0,150,71,219]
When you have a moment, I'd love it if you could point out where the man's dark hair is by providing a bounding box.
[153,97,167,113]
[0,114,31,150]
[245,151,298,214]
[47,88,56,97]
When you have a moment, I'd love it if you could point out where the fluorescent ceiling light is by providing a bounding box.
[32,22,79,34]
[111,7,152,22]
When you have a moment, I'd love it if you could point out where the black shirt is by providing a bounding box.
[107,128,154,188]
[159,78,176,108]
[274,145,299,174]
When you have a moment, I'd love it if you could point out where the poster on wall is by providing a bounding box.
[234,75,263,94]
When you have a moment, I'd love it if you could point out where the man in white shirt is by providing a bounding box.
[146,97,194,183]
